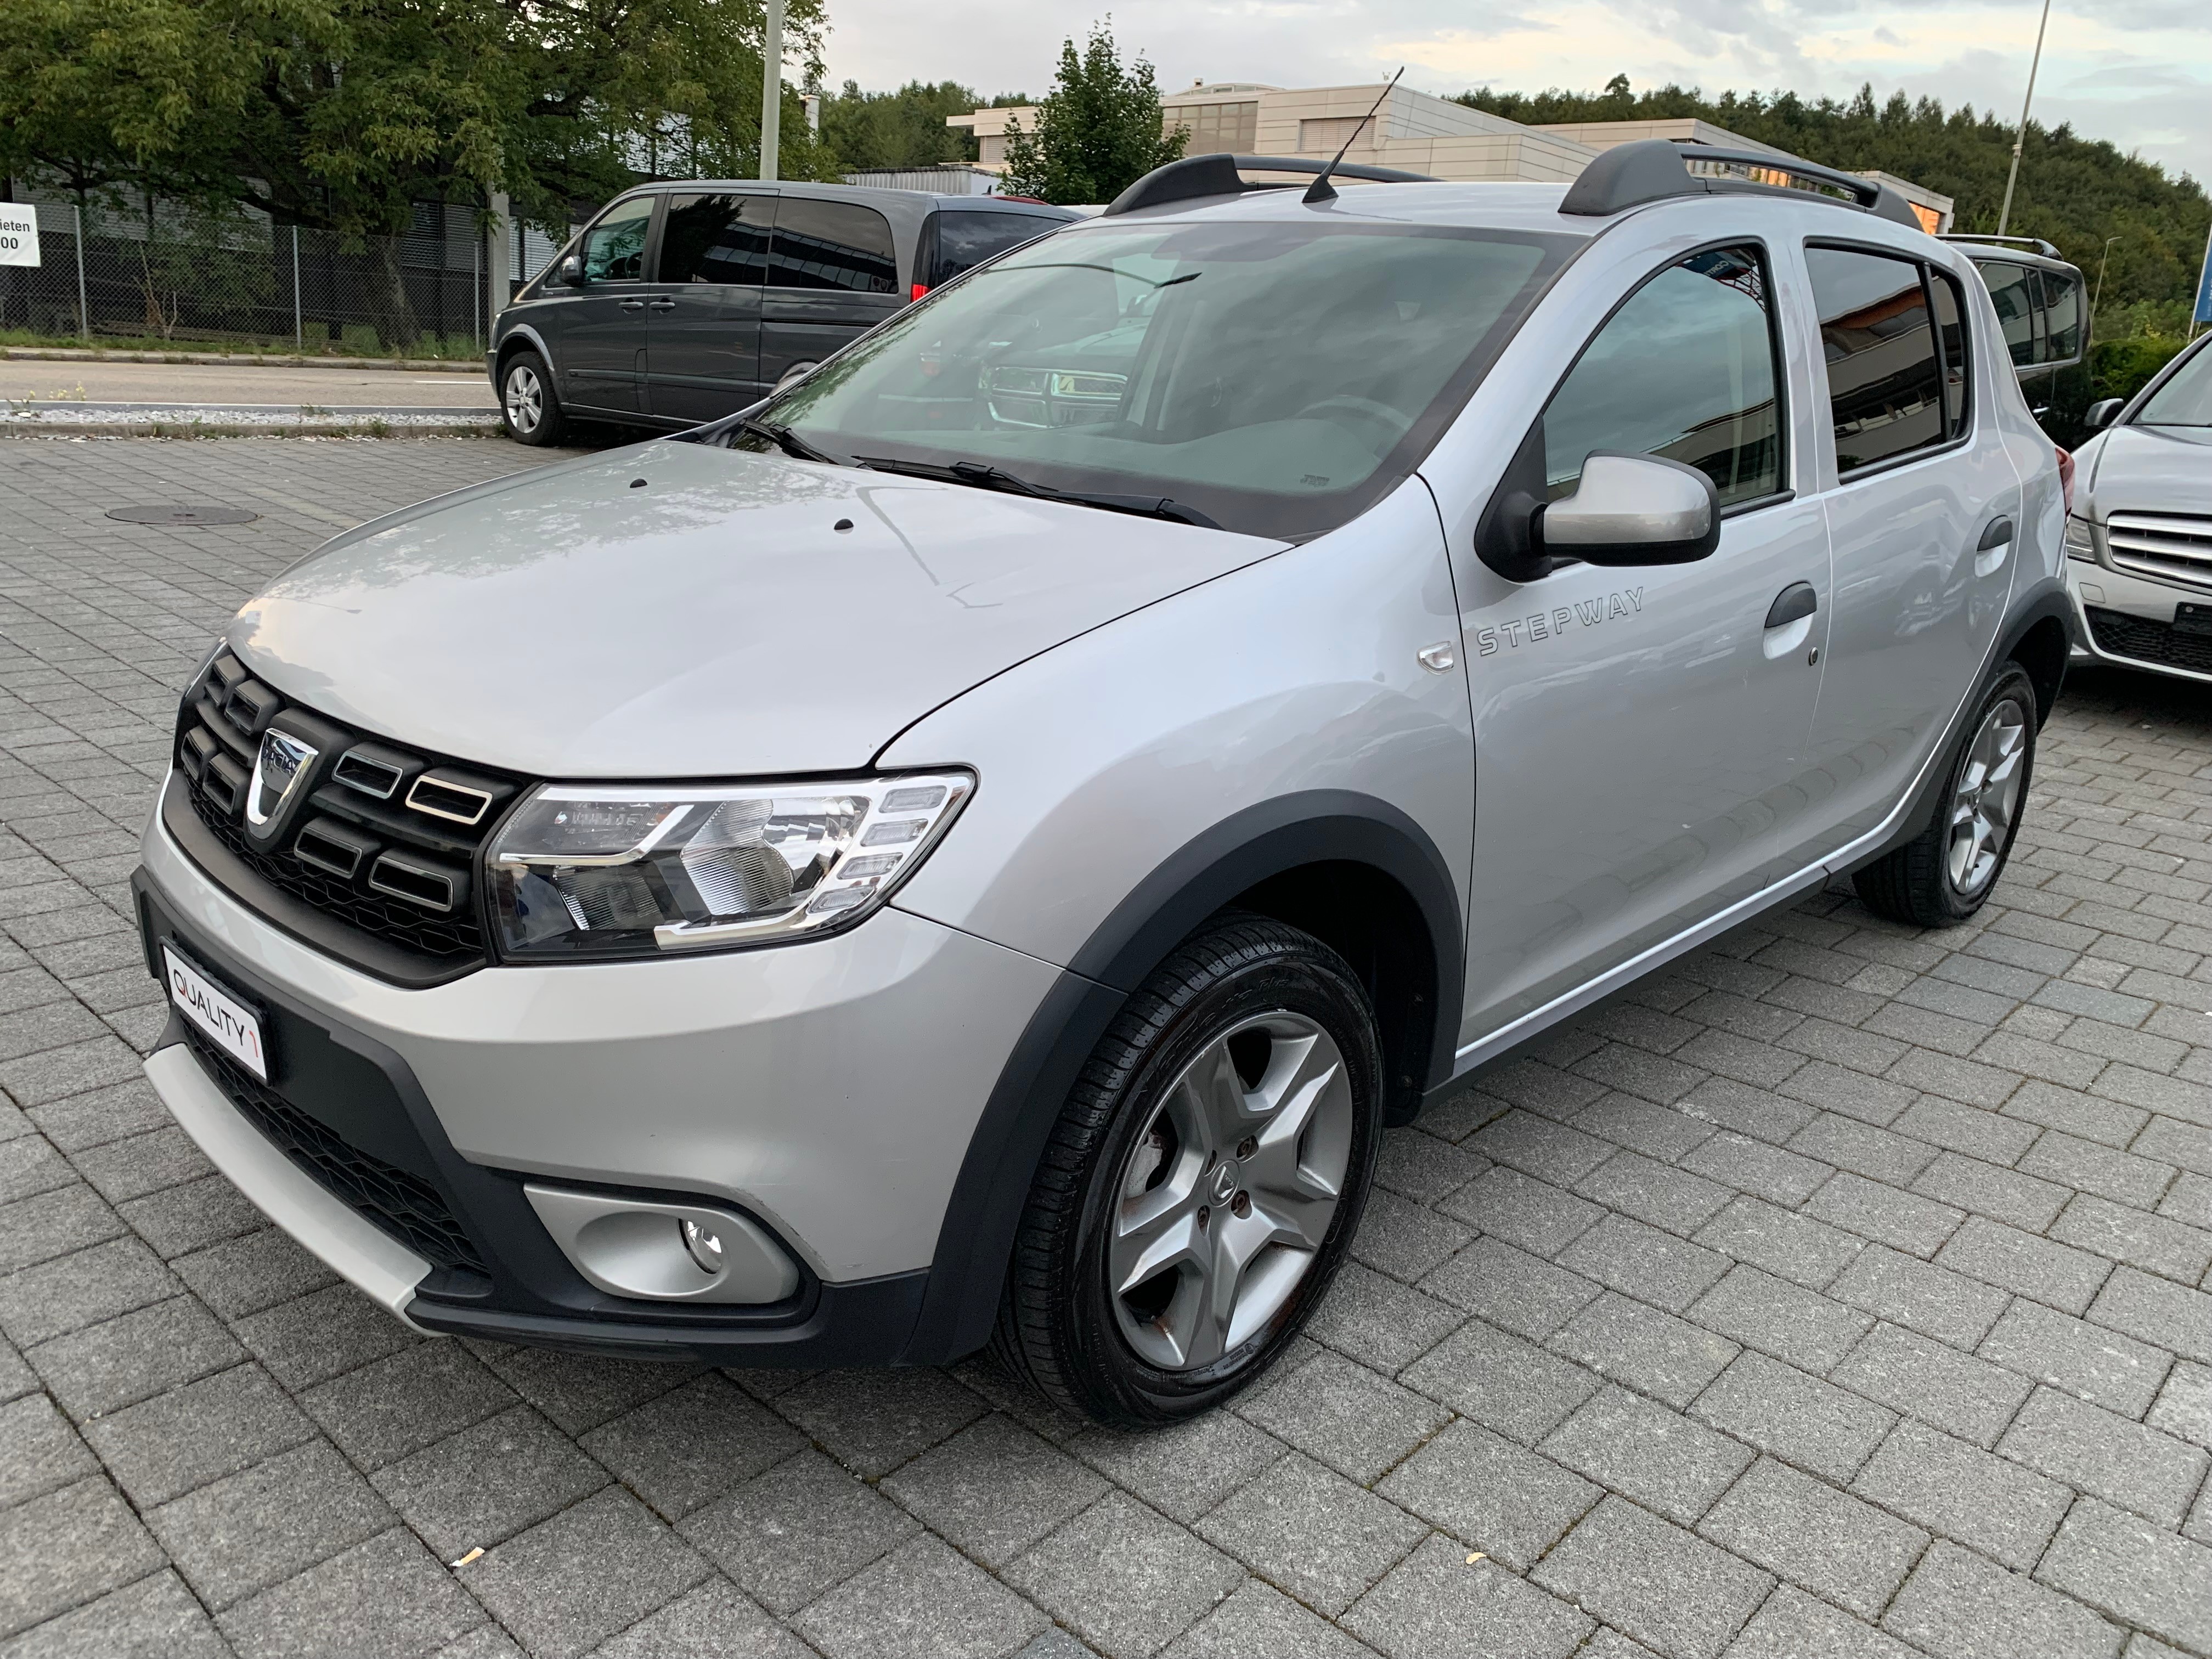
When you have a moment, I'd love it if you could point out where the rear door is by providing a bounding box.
[759,197,903,390]
[646,191,773,422]
[558,194,657,415]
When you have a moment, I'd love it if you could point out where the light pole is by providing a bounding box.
[758,0,785,182]
[2091,234,2118,324]
[1996,0,2053,238]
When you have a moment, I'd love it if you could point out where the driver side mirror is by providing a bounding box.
[1476,438,1721,582]
[2084,398,2123,432]
[558,255,584,287]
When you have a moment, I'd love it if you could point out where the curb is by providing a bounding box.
[2,347,484,373]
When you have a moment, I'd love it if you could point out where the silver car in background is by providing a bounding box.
[2063,332,2212,681]
[135,143,2072,1426]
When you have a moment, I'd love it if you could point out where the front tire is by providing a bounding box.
[1853,660,2037,927]
[499,349,567,447]
[994,915,1382,1426]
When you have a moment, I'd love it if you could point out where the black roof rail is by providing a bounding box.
[1939,232,2063,259]
[1103,153,1436,218]
[1559,139,1923,230]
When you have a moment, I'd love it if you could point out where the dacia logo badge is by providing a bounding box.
[245,729,319,832]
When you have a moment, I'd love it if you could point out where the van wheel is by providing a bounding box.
[994,915,1381,1426]
[500,350,567,446]
[1853,661,2037,928]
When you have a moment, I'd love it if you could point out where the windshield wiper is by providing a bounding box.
[736,416,848,467]
[854,456,1221,529]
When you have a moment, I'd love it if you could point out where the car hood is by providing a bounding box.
[2085,422,2212,517]
[230,442,1284,777]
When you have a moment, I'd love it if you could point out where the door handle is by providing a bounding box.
[1764,582,1818,630]
[1976,515,2013,577]
[619,298,646,311]
[647,299,677,311]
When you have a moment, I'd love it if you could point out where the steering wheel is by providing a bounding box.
[1292,396,1405,453]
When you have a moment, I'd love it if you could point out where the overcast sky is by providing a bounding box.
[819,0,2212,191]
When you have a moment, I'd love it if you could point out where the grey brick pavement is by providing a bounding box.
[2,433,2212,1657]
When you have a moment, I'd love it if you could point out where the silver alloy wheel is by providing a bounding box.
[1108,1011,1353,1371]
[504,363,543,434]
[1946,695,2028,896]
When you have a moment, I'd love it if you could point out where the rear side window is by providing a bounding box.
[1929,270,1972,442]
[659,194,770,286]
[1543,244,1784,508]
[1977,261,2040,367]
[768,200,897,295]
[1805,246,1947,474]
[927,212,1055,290]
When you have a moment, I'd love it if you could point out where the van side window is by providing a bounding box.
[1543,244,1782,507]
[2041,269,2083,363]
[768,200,898,295]
[579,198,653,283]
[1929,270,1972,442]
[659,194,770,286]
[928,212,1054,290]
[1805,246,1947,474]
[1977,261,2039,367]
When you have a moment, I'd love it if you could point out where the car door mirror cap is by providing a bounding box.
[558,255,585,287]
[2085,398,2123,432]
[1537,453,1721,567]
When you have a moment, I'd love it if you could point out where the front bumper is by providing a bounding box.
[136,796,1062,1363]
[2066,559,2212,683]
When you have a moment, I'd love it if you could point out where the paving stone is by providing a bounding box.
[26,1292,241,1420]
[301,1339,520,1472]
[2005,1081,2152,1148]
[1881,1541,2123,1659]
[1548,1293,1740,1408]
[2088,1267,2212,1365]
[1571,1091,1714,1159]
[590,1577,812,1659]
[1379,1419,1598,1569]
[1688,1265,1871,1373]
[679,1447,918,1615]
[459,1486,709,1659]
[1441,1164,1604,1255]
[475,1347,691,1438]
[1006,1492,1243,1659]
[1541,1386,1752,1525]
[0,1475,163,1639]
[1894,1094,2042,1165]
[1830,1244,2013,1345]
[1723,1585,1916,1659]
[1397,1316,1599,1444]
[1419,1237,1599,1340]
[1532,1496,1771,1659]
[775,1367,987,1478]
[1375,1127,1488,1204]
[1978,1299,2173,1418]
[1304,1261,1465,1372]
[1350,1189,1474,1284]
[1692,1349,1893,1482]
[0,1390,95,1508]
[1346,1533,1595,1658]
[371,1403,608,1560]
[881,1413,1107,1570]
[0,1234,177,1346]
[217,1527,482,1659]
[1802,1172,1965,1258]
[1677,1133,1830,1207]
[149,1440,392,1611]
[1696,1457,1926,1621]
[0,1568,227,1659]
[234,1283,416,1390]
[1851,1417,2070,1571]
[1159,1579,1375,1659]
[580,1373,806,1523]
[2148,1361,2212,1449]
[1780,1063,1917,1128]
[1466,1111,1615,1187]
[1996,1386,2210,1528]
[171,1226,336,1319]
[2035,1497,2212,1657]
[2019,1131,2178,1211]
[1830,1323,2034,1448]
[116,1172,263,1259]
[2052,1193,2212,1283]
[84,1361,315,1506]
[1912,1152,2071,1232]
[1691,1197,1864,1291]
[1557,1214,1730,1312]
[1574,1150,1732,1235]
[1235,1349,1448,1483]
[0,1183,123,1276]
[1068,1409,1286,1525]
[1196,1451,1424,1616]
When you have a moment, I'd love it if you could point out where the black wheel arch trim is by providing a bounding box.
[899,789,1464,1365]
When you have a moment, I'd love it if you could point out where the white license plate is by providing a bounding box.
[163,946,268,1081]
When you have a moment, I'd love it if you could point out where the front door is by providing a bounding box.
[759,196,905,390]
[1797,248,2016,864]
[1457,244,1832,1042]
[558,195,656,415]
[646,191,771,423]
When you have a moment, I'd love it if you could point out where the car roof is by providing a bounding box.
[1063,179,1598,240]
[1950,242,2083,278]
[637,179,1077,216]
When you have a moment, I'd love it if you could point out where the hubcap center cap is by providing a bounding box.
[1209,1159,1242,1204]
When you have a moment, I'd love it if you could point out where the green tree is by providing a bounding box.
[819,80,984,172]
[1000,20,1185,205]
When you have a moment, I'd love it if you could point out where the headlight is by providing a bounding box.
[2063,515,2098,561]
[486,771,972,959]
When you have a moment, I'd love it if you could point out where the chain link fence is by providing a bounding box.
[0,199,496,357]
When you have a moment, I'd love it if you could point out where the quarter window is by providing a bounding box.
[768,200,898,295]
[1543,244,1784,508]
[1977,261,2039,368]
[659,193,771,286]
[927,212,1055,290]
[1929,270,1972,442]
[1805,246,1948,474]
[579,198,653,283]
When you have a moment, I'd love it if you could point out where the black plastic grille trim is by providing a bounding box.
[2085,607,2212,676]
[182,1025,487,1274]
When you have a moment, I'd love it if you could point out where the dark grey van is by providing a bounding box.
[488,183,1079,445]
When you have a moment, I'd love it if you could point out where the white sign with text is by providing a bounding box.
[0,204,39,268]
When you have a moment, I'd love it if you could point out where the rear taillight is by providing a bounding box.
[2056,447,2075,515]
[909,283,929,302]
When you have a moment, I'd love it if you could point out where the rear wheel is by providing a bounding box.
[1853,660,2037,927]
[994,915,1381,1426]
[500,350,567,447]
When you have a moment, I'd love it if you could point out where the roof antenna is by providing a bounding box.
[1304,68,1404,204]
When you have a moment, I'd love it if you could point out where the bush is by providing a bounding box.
[340,324,381,356]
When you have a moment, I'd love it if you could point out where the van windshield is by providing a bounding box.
[2136,345,2212,427]
[747,218,1572,539]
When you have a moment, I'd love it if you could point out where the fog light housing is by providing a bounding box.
[523,1185,800,1305]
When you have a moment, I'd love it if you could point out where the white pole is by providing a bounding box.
[73,203,88,340]
[759,0,785,182]
[1996,0,2053,238]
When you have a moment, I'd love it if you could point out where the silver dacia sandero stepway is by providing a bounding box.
[136,142,2074,1425]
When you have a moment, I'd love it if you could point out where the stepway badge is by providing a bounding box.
[0,204,37,269]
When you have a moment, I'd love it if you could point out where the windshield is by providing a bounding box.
[2136,342,2212,427]
[740,218,1572,538]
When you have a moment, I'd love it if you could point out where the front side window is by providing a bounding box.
[1977,261,2040,367]
[928,212,1056,290]
[1543,244,1783,509]
[1806,246,1947,474]
[768,200,898,295]
[660,193,771,286]
[751,220,1570,539]
[580,198,653,283]
[2137,343,2212,426]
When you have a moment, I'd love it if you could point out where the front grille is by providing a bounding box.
[182,1025,486,1274]
[2085,606,2212,676]
[176,654,521,971]
[2107,512,2212,592]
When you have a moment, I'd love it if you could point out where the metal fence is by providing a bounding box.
[0,200,492,357]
